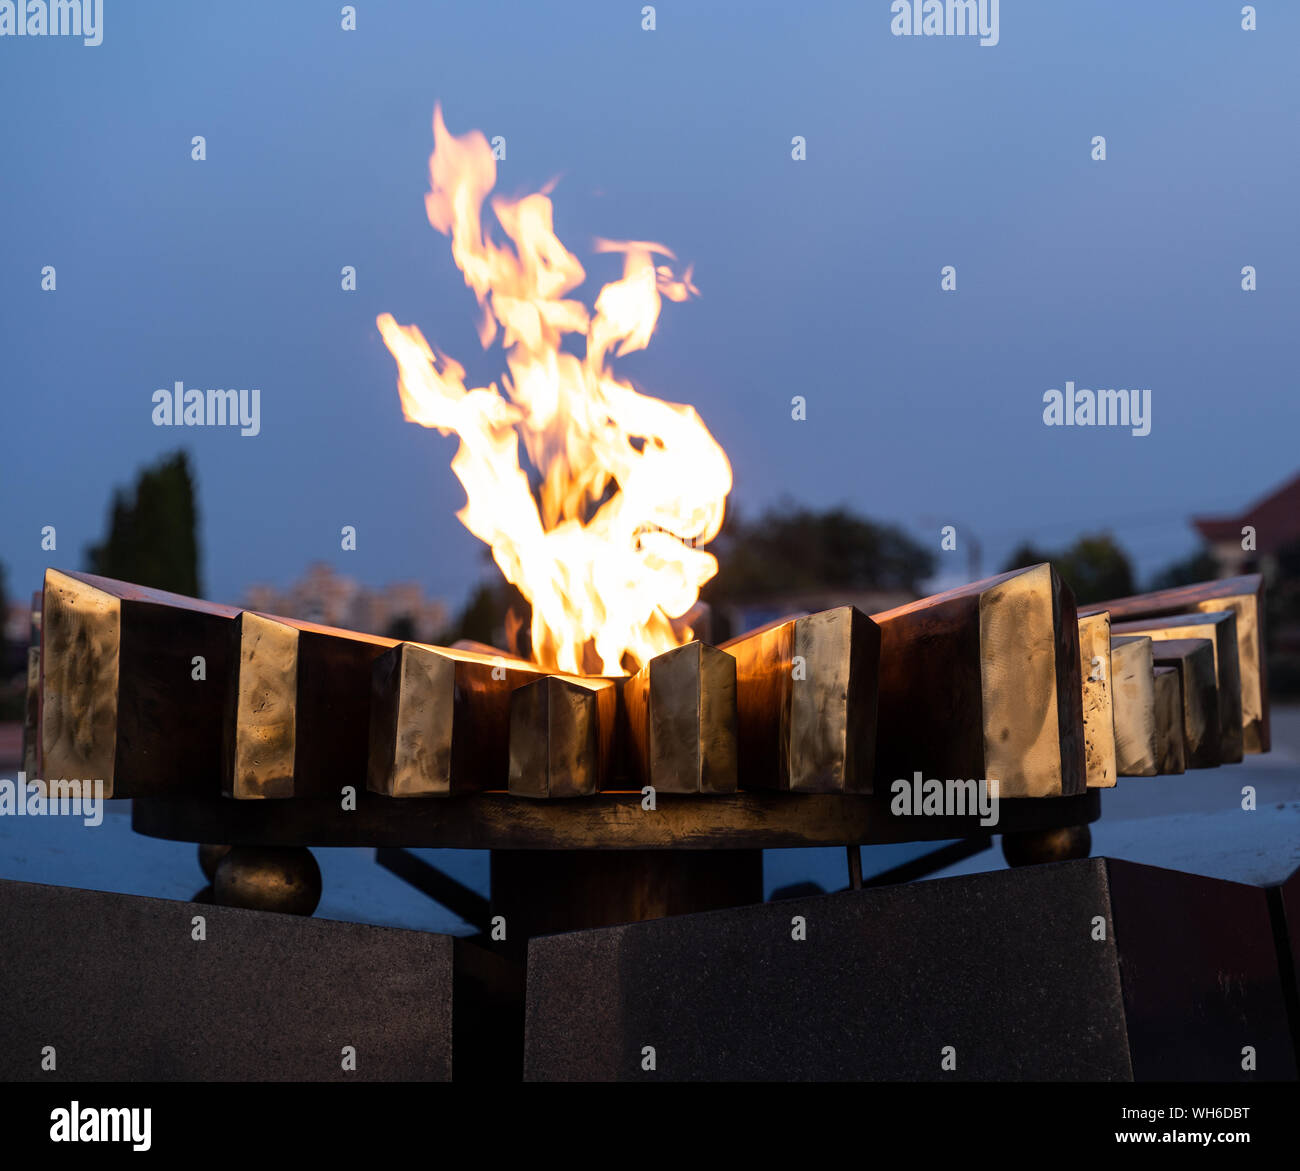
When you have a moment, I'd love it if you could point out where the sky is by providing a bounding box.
[2,0,1298,613]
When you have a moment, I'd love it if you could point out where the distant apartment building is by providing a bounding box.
[244,562,448,643]
[3,601,31,648]
[2,600,34,677]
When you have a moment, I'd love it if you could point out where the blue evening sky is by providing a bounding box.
[2,0,1296,610]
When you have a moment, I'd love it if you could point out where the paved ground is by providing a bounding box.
[2,708,1297,932]
[928,705,1300,887]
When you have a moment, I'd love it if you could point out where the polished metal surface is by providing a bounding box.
[1152,666,1186,775]
[507,674,618,798]
[368,641,456,797]
[368,642,545,796]
[1149,638,1221,769]
[1077,612,1117,789]
[1111,611,1243,764]
[1084,575,1268,752]
[622,641,738,794]
[39,568,244,799]
[871,563,1086,798]
[40,569,121,796]
[1001,823,1093,867]
[23,644,40,781]
[722,606,879,794]
[226,612,299,799]
[212,845,322,915]
[1110,636,1157,778]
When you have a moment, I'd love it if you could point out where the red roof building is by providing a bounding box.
[1193,471,1300,578]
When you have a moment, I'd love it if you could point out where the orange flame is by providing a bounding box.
[377,106,732,676]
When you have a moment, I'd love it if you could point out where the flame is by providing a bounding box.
[377,106,732,676]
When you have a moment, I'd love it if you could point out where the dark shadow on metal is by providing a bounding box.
[132,789,1101,850]
[376,847,491,931]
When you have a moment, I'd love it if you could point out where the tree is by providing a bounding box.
[1059,534,1136,604]
[439,502,933,655]
[1149,549,1219,592]
[1266,537,1300,697]
[440,580,531,652]
[85,451,202,596]
[702,501,935,604]
[0,559,25,720]
[384,614,418,642]
[1275,537,1300,581]
[1000,542,1054,574]
[1000,532,1135,605]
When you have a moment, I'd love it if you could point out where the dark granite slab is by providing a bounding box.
[0,878,515,1081]
[525,857,1296,1081]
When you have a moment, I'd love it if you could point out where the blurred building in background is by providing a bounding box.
[1191,470,1300,694]
[1193,471,1300,580]
[3,602,28,650]
[244,563,448,643]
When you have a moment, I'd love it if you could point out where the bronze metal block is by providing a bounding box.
[621,642,738,794]
[225,613,300,799]
[23,647,40,780]
[1110,636,1157,778]
[369,640,454,798]
[1083,575,1268,752]
[1148,638,1221,769]
[1077,612,1117,789]
[1111,611,1243,764]
[227,613,412,799]
[40,569,242,798]
[721,606,879,794]
[507,675,619,798]
[870,563,1086,798]
[1152,666,1186,775]
[23,592,41,780]
[368,642,545,797]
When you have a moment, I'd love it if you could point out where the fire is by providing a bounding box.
[377,106,732,676]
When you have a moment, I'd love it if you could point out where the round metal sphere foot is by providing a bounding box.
[213,845,322,915]
[198,842,232,882]
[1001,823,1092,867]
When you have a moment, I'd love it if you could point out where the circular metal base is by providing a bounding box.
[133,788,1101,851]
